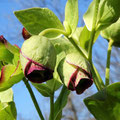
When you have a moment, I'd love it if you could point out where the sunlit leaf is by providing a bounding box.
[14,8,64,38]
[32,82,53,97]
[65,0,78,34]
[101,18,120,47]
[84,82,120,120]
[84,0,120,31]
[0,63,24,91]
[0,89,17,120]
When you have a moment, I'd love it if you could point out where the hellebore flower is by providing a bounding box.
[20,35,56,83]
[57,53,93,94]
[22,27,31,40]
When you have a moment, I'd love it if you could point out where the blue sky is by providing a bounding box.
[1,0,119,120]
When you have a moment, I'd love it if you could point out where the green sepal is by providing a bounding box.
[84,82,120,120]
[20,35,56,71]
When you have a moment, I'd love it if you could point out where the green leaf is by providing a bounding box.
[0,63,24,91]
[79,26,99,51]
[14,8,64,38]
[0,43,14,64]
[0,102,17,120]
[84,82,120,120]
[0,88,13,103]
[46,79,62,92]
[84,0,120,31]
[0,88,17,120]
[54,85,70,120]
[32,82,53,97]
[72,27,83,44]
[65,0,78,34]
[101,18,120,47]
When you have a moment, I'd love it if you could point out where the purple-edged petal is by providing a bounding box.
[67,68,79,91]
[75,78,93,94]
[24,60,53,83]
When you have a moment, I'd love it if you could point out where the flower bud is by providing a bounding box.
[0,35,7,44]
[57,53,93,94]
[20,35,56,83]
[22,27,31,40]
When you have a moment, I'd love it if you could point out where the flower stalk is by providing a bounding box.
[105,39,114,86]
[23,78,45,120]
[49,92,54,120]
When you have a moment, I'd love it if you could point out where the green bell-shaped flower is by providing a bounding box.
[20,35,56,83]
[101,18,120,47]
[57,53,93,94]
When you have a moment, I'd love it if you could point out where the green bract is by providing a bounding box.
[57,53,93,94]
[101,18,120,47]
[20,35,56,83]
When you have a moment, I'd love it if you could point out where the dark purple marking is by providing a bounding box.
[0,66,5,83]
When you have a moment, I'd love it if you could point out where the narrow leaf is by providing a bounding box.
[32,82,53,97]
[65,0,78,33]
[54,85,70,119]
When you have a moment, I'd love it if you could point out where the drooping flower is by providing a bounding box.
[57,53,93,94]
[20,35,56,83]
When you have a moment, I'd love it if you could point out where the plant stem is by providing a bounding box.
[86,0,104,91]
[105,39,113,86]
[88,0,100,63]
[39,28,69,37]
[49,92,54,120]
[91,65,103,91]
[23,78,44,120]
[67,37,87,60]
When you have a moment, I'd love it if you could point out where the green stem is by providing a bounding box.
[86,0,104,91]
[105,39,113,86]
[67,37,87,60]
[49,92,54,120]
[88,0,100,63]
[39,28,69,37]
[23,78,44,120]
[91,65,103,91]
